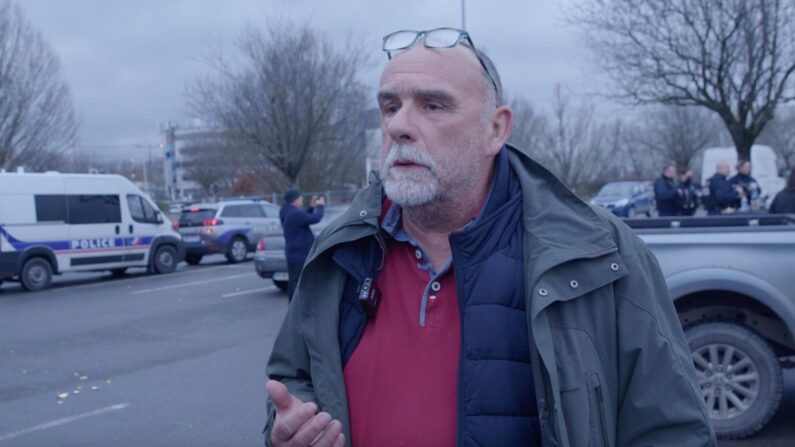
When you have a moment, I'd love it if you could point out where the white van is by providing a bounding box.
[0,172,184,291]
[700,145,786,207]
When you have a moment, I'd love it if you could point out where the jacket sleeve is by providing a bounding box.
[263,298,318,446]
[287,205,325,227]
[713,180,739,206]
[613,246,716,447]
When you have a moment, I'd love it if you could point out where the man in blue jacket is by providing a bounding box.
[279,189,324,301]
[654,164,683,216]
[706,162,744,215]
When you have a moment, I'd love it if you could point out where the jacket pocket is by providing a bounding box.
[587,373,610,447]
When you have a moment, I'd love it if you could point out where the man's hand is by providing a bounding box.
[266,380,345,447]
[316,196,326,207]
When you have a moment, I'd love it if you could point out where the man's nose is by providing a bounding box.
[385,105,417,144]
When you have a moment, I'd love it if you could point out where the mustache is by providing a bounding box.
[382,145,436,171]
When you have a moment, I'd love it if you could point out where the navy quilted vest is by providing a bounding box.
[336,149,539,446]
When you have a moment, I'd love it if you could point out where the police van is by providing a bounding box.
[0,172,184,291]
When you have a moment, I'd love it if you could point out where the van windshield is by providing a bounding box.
[179,208,217,227]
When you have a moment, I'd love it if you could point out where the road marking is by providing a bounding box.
[0,403,131,443]
[222,287,271,298]
[131,273,252,295]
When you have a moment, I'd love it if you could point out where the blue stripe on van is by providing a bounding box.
[0,225,154,252]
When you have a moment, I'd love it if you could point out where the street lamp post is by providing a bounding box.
[135,144,153,195]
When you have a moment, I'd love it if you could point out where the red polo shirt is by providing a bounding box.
[343,235,461,447]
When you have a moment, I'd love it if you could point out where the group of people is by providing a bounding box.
[654,160,795,216]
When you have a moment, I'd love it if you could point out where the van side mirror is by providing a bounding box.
[155,212,164,225]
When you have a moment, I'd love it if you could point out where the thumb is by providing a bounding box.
[266,380,295,414]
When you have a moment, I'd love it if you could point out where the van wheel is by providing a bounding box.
[227,237,248,264]
[185,255,202,266]
[154,245,178,274]
[21,258,53,292]
[685,322,782,439]
[110,268,127,277]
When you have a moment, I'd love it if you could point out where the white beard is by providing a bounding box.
[381,144,439,207]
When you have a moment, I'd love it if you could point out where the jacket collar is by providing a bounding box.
[309,144,618,287]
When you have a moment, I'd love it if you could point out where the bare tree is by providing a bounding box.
[625,106,724,176]
[541,87,619,196]
[187,21,370,189]
[507,96,548,157]
[759,107,795,171]
[570,0,795,162]
[181,137,235,198]
[0,1,78,170]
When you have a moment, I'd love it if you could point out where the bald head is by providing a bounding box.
[716,161,730,176]
[381,44,497,109]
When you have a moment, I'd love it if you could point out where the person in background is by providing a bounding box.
[279,189,324,301]
[729,160,761,211]
[679,169,701,216]
[706,161,745,215]
[654,164,682,216]
[769,170,795,214]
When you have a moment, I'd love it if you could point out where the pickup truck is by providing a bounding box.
[625,213,795,440]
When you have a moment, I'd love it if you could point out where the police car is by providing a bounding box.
[177,200,281,265]
[0,172,184,291]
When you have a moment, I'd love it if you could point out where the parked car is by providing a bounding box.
[254,205,348,291]
[177,200,280,265]
[0,172,183,291]
[590,181,655,218]
[625,213,795,439]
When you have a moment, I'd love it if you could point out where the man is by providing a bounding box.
[279,189,324,301]
[654,164,682,216]
[706,162,744,215]
[769,169,795,214]
[729,160,761,211]
[679,169,701,216]
[265,28,714,447]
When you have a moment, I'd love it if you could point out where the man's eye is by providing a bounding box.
[382,104,399,115]
[425,103,443,111]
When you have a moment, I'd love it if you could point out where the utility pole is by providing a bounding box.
[135,143,153,195]
[461,0,466,31]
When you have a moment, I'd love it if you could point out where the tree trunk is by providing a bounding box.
[728,127,753,162]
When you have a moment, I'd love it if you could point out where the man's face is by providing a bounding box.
[739,161,751,175]
[377,45,495,207]
[717,162,730,176]
[292,196,304,208]
[664,166,677,179]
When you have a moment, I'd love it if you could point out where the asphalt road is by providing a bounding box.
[1,256,793,446]
[0,255,285,447]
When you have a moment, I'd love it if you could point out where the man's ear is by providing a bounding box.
[486,105,513,156]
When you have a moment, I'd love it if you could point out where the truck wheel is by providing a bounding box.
[226,237,248,264]
[685,322,782,439]
[21,257,53,292]
[273,279,288,292]
[153,245,178,274]
[185,255,203,266]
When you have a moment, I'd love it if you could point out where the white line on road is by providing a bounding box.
[221,287,272,298]
[131,273,252,295]
[0,403,131,443]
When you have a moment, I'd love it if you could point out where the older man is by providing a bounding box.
[707,161,744,215]
[264,28,715,447]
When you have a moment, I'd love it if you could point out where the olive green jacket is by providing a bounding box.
[265,145,716,447]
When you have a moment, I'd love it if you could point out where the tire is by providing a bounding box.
[153,245,178,274]
[110,268,127,277]
[273,279,288,292]
[21,257,53,292]
[226,237,248,264]
[685,322,782,439]
[185,255,203,266]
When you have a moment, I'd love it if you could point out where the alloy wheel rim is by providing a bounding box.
[692,343,759,420]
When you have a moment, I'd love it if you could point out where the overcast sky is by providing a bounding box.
[22,0,599,161]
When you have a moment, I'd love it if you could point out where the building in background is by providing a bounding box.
[161,123,223,202]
